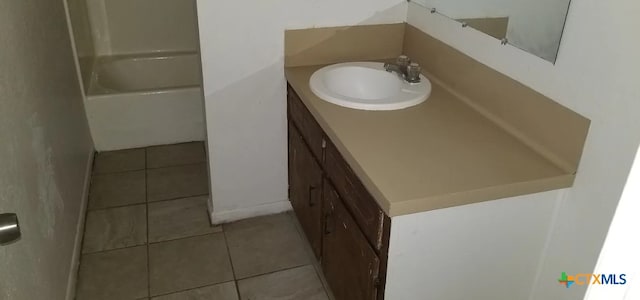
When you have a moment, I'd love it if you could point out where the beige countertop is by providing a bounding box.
[286,65,574,217]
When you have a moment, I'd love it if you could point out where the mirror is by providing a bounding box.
[411,0,572,62]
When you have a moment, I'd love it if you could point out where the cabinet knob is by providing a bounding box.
[0,213,21,245]
[373,276,381,287]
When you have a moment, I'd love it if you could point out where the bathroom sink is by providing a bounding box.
[309,62,431,111]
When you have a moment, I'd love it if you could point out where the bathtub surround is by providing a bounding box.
[196,0,408,224]
[88,53,202,94]
[86,0,199,56]
[64,0,206,150]
[0,1,94,300]
[66,0,96,91]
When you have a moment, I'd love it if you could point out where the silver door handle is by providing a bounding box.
[0,213,21,245]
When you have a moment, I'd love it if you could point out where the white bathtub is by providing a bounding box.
[86,52,206,150]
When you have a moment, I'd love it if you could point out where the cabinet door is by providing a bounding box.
[325,140,385,250]
[287,85,324,161]
[323,182,380,300]
[288,122,324,259]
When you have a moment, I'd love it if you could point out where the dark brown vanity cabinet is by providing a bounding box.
[323,181,381,300]
[287,84,390,300]
[288,121,323,258]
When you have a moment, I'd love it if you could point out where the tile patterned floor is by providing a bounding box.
[75,142,332,300]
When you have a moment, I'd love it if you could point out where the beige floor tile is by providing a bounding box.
[89,170,146,209]
[76,246,148,300]
[147,142,206,169]
[224,213,310,279]
[149,233,234,296]
[147,164,209,202]
[151,281,239,300]
[287,212,336,300]
[93,148,146,174]
[83,204,147,253]
[148,196,220,243]
[237,265,328,300]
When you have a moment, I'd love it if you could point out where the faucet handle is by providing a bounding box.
[396,55,411,67]
[406,62,421,83]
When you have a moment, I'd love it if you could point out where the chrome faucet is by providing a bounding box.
[384,55,421,83]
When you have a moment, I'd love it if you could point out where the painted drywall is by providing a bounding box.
[0,0,94,299]
[195,0,407,223]
[408,1,640,299]
[66,0,95,91]
[413,0,571,61]
[386,189,565,299]
[87,0,199,55]
[584,145,640,300]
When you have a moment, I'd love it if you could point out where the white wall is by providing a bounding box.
[195,0,407,223]
[386,189,565,300]
[408,0,640,299]
[0,0,95,299]
[584,145,640,300]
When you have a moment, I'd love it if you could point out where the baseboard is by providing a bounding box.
[209,199,292,225]
[65,149,94,300]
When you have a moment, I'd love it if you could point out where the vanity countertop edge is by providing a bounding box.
[285,64,575,217]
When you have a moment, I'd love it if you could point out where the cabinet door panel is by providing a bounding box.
[323,182,380,300]
[288,122,323,259]
[325,140,384,250]
[287,84,324,162]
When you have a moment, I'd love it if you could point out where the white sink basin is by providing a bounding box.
[309,62,431,111]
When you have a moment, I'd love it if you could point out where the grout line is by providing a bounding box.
[92,167,147,176]
[236,263,314,282]
[220,227,243,298]
[145,161,208,171]
[80,232,225,256]
[86,202,147,212]
[81,243,148,256]
[221,229,238,281]
[147,193,210,205]
[233,280,240,300]
[145,140,204,150]
[148,280,236,298]
[287,212,335,299]
[148,231,223,245]
[86,193,211,213]
[92,160,206,176]
[144,148,151,299]
[97,146,148,154]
